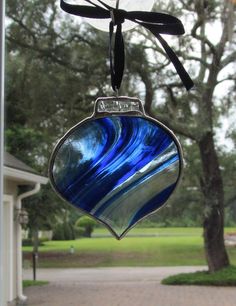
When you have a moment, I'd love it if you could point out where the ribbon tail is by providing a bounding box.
[109,22,125,91]
[114,23,125,91]
[109,22,116,91]
[155,33,194,91]
[139,22,194,91]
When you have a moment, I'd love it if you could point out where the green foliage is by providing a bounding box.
[63,222,75,241]
[75,216,97,238]
[52,222,75,241]
[52,224,65,241]
[74,226,86,239]
[22,238,46,247]
[5,0,114,243]
[162,266,236,286]
[5,126,43,167]
[220,151,236,226]
[23,184,66,233]
[22,239,34,247]
[75,216,97,228]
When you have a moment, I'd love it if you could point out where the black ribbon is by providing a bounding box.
[60,0,194,91]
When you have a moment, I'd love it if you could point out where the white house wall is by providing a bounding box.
[4,180,19,306]
[4,179,18,196]
[3,195,14,306]
[3,171,47,305]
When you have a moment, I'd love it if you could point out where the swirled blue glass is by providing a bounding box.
[50,116,181,239]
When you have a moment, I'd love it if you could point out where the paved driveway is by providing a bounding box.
[23,267,236,306]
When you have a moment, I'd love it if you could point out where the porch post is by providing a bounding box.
[0,0,5,305]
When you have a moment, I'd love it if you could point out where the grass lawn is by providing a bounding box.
[93,227,204,237]
[162,266,236,286]
[93,226,236,237]
[23,227,236,268]
[23,280,49,288]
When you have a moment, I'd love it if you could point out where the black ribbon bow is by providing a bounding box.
[60,0,194,91]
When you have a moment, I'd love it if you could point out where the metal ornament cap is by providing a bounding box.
[49,97,183,239]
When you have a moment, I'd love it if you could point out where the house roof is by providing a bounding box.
[4,152,37,174]
[4,152,48,185]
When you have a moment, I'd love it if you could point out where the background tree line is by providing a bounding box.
[5,0,236,272]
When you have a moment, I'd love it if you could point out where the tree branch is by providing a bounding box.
[191,18,216,56]
[221,51,236,68]
[6,36,85,73]
[203,2,235,104]
[216,75,236,85]
[151,112,198,141]
[179,0,195,12]
[8,13,92,47]
[7,14,38,44]
[185,55,210,68]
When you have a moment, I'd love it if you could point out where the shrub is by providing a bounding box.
[52,224,65,241]
[39,237,50,243]
[64,222,75,240]
[22,239,33,246]
[22,238,45,246]
[75,216,97,238]
[52,222,75,241]
[74,226,85,238]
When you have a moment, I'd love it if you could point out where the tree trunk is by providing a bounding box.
[198,132,229,272]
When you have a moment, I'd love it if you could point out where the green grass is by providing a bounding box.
[24,235,203,253]
[23,280,49,288]
[162,266,236,286]
[93,227,205,237]
[22,227,236,268]
[93,227,236,237]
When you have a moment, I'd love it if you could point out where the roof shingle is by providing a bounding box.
[4,152,38,174]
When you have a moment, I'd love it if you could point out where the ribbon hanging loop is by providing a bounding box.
[60,0,194,91]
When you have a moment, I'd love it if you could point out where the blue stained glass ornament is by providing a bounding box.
[49,97,183,239]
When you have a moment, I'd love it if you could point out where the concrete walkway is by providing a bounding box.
[23,267,236,306]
